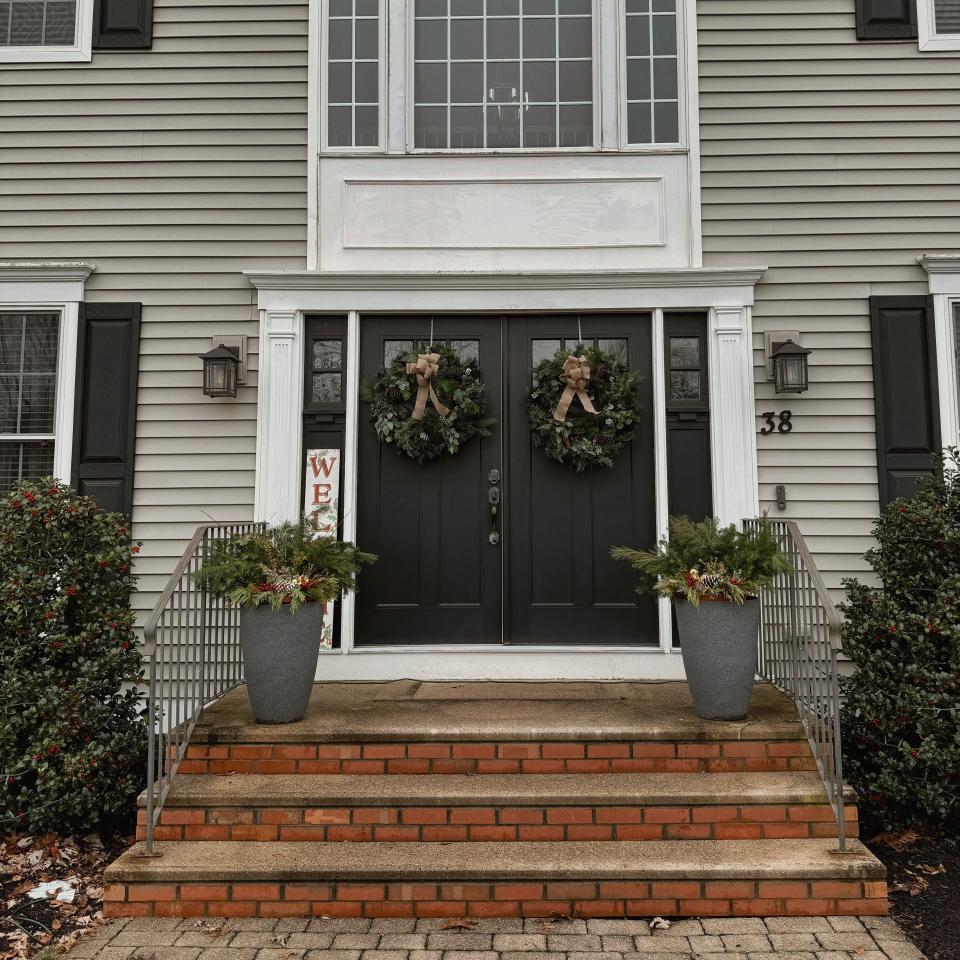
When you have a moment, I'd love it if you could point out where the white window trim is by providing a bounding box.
[244,266,764,676]
[0,0,94,62]
[919,255,960,448]
[316,0,691,156]
[918,0,960,50]
[0,261,94,486]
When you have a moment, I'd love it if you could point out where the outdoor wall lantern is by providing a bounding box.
[200,344,240,398]
[770,339,812,395]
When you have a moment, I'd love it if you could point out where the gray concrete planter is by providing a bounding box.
[239,601,326,724]
[674,597,761,721]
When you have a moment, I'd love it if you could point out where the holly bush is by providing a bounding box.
[0,479,146,833]
[840,449,960,830]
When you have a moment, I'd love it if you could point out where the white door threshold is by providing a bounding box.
[314,647,687,681]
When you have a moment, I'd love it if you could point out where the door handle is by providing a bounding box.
[488,482,500,545]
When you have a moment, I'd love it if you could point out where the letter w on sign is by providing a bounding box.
[304,448,341,648]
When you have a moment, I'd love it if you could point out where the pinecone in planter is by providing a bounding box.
[698,573,725,592]
[386,386,402,402]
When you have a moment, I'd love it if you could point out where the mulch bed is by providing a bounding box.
[864,827,960,960]
[1,833,131,960]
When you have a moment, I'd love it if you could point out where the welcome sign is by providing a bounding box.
[304,448,340,650]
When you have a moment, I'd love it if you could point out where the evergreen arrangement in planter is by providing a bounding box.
[840,449,960,830]
[613,516,789,720]
[197,522,376,723]
[0,479,146,833]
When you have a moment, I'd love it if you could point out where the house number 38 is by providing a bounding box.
[760,411,793,435]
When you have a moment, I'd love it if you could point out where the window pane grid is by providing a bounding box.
[327,0,380,148]
[0,0,77,47]
[624,0,679,145]
[0,312,58,494]
[935,0,960,33]
[414,0,593,150]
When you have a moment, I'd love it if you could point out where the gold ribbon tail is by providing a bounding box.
[407,352,450,420]
[553,355,598,423]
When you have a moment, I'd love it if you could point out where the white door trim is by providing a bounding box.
[248,268,765,677]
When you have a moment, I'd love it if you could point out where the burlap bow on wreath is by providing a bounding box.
[553,355,599,422]
[406,352,451,420]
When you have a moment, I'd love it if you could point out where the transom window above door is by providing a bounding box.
[321,0,687,152]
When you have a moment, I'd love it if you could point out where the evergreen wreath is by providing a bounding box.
[528,344,642,472]
[361,342,495,463]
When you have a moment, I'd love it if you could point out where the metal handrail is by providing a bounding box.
[744,518,847,851]
[142,522,264,855]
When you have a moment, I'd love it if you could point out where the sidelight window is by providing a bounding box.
[0,313,60,493]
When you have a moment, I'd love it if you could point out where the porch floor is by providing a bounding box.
[192,680,805,744]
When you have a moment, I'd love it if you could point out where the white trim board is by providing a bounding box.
[918,0,960,51]
[919,254,960,447]
[313,647,686,682]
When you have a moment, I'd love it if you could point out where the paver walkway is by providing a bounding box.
[68,916,924,960]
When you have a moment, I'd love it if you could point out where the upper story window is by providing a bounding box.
[919,0,960,49]
[0,0,92,62]
[321,0,686,153]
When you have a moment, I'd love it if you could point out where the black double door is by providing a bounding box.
[355,315,658,646]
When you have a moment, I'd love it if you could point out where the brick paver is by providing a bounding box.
[70,917,925,960]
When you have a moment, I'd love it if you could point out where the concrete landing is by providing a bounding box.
[192,681,805,743]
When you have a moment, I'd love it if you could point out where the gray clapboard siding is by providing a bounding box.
[0,0,308,618]
[698,0,960,598]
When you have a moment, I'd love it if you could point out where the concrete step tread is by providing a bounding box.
[106,838,884,883]
[191,682,805,743]
[147,771,852,808]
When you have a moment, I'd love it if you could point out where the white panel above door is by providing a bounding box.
[318,154,692,272]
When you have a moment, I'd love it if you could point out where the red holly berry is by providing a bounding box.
[131,546,140,554]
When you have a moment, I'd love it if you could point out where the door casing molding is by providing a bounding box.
[247,268,764,674]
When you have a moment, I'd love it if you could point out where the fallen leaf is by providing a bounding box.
[441,919,478,930]
[873,828,924,851]
[650,917,671,930]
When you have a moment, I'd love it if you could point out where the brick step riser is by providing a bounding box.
[103,877,888,920]
[137,803,858,843]
[180,741,816,775]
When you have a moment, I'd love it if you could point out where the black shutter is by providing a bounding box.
[93,0,153,49]
[855,0,918,39]
[72,303,141,519]
[870,296,940,508]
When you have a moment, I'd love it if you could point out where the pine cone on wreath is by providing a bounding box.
[430,431,444,445]
[595,363,609,378]
[386,386,402,402]
[447,365,464,381]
